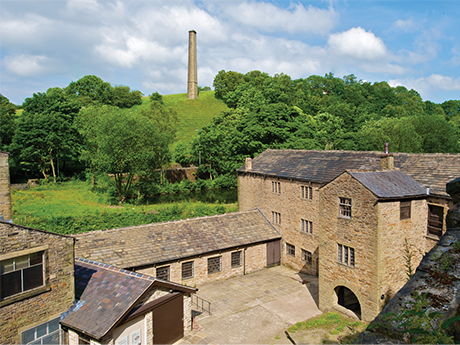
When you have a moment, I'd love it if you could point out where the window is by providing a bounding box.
[181,261,194,280]
[272,211,281,225]
[1,251,44,300]
[272,181,281,194]
[208,256,222,274]
[301,219,312,234]
[156,266,170,280]
[400,201,411,220]
[21,317,61,345]
[339,198,352,219]
[337,244,355,267]
[301,249,312,265]
[231,251,242,268]
[286,243,295,257]
[301,186,312,200]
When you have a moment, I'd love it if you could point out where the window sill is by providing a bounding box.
[338,216,351,220]
[336,261,355,269]
[300,231,313,236]
[0,285,50,307]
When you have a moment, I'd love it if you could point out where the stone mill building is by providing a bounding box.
[238,148,460,321]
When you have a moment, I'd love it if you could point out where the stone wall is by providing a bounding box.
[319,173,381,322]
[359,176,460,343]
[238,173,320,275]
[134,242,269,286]
[0,153,11,221]
[0,222,75,344]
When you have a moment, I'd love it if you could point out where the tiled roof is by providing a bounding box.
[238,149,460,196]
[74,209,281,269]
[61,258,196,340]
[61,258,154,340]
[347,170,427,199]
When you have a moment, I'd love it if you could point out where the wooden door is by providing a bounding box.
[266,240,281,267]
[152,293,183,344]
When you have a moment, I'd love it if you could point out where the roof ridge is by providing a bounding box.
[75,257,155,282]
[263,149,460,157]
[73,210,258,236]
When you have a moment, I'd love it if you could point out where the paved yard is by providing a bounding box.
[178,265,321,344]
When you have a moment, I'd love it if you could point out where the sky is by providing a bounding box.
[1,0,459,105]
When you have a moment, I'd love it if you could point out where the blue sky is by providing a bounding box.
[1,0,459,105]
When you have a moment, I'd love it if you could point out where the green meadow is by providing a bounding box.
[11,180,237,235]
[134,91,228,144]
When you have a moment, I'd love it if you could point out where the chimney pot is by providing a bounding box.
[384,142,389,154]
[245,157,252,171]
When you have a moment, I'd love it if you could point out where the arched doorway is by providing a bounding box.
[334,286,361,319]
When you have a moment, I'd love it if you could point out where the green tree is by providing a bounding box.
[213,70,245,104]
[149,92,164,104]
[76,106,174,202]
[10,87,81,181]
[111,85,143,108]
[0,94,17,150]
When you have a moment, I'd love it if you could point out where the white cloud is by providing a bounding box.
[389,74,460,100]
[227,2,338,35]
[3,55,51,76]
[393,19,416,32]
[328,27,387,60]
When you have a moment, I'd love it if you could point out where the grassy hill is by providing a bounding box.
[136,91,228,144]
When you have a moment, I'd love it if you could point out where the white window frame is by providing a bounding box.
[272,211,281,225]
[337,244,355,267]
[301,186,312,200]
[21,317,61,345]
[1,246,46,301]
[272,181,281,194]
[339,198,352,219]
[301,249,312,265]
[301,219,312,234]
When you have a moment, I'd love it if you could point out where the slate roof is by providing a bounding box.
[74,209,281,269]
[238,149,460,197]
[346,170,428,199]
[61,258,196,340]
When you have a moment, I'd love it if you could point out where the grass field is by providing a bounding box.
[11,181,238,234]
[134,91,228,144]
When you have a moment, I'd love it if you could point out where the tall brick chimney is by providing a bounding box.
[0,152,12,222]
[380,142,394,170]
[187,30,198,99]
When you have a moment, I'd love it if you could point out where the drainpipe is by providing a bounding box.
[243,247,247,275]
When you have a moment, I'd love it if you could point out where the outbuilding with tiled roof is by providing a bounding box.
[61,258,197,345]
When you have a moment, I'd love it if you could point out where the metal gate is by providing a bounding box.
[266,240,281,267]
[152,293,184,344]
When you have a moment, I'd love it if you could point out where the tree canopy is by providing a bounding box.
[188,70,459,178]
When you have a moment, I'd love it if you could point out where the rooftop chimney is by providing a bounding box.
[245,157,252,171]
[380,143,394,170]
[187,30,198,99]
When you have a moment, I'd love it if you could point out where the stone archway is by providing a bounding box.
[334,286,361,319]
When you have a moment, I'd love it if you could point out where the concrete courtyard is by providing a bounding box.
[178,265,321,344]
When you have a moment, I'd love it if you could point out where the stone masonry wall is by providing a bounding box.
[135,242,268,287]
[377,199,427,309]
[318,173,380,322]
[0,222,75,344]
[238,173,320,276]
[0,153,12,221]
